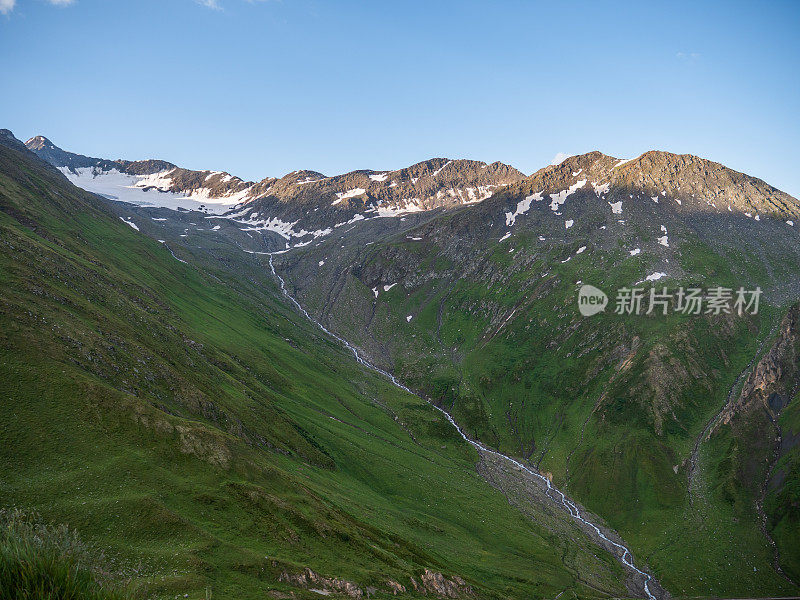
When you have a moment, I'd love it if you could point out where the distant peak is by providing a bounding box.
[25,135,57,151]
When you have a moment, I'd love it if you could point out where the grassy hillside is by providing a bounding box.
[276,173,800,597]
[0,143,636,598]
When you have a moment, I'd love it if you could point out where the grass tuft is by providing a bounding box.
[0,508,136,600]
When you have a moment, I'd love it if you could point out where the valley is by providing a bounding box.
[2,129,799,599]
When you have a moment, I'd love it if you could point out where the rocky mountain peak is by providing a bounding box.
[499,149,799,225]
[24,135,114,171]
[286,169,327,183]
[610,150,799,219]
[24,135,54,151]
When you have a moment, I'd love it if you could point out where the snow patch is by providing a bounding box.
[376,200,424,218]
[119,217,139,231]
[59,167,247,215]
[334,214,366,228]
[549,180,586,212]
[592,182,610,197]
[505,192,542,226]
[135,169,176,191]
[332,188,366,205]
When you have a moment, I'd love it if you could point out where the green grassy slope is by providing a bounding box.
[766,392,800,583]
[277,199,800,597]
[0,144,632,598]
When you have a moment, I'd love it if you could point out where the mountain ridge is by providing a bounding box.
[26,134,799,224]
[23,133,800,258]
[24,135,525,216]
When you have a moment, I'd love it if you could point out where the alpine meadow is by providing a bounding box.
[1,2,799,599]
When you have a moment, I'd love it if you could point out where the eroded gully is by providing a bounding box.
[268,254,661,600]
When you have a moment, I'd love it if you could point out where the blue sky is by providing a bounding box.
[1,0,799,196]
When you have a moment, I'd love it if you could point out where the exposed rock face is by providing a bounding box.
[417,569,473,597]
[26,134,174,174]
[613,151,797,220]
[277,568,472,598]
[705,305,800,584]
[386,579,406,595]
[279,568,364,598]
[720,305,800,428]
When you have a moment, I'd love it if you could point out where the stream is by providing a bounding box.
[268,254,660,600]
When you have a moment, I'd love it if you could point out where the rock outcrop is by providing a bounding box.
[720,305,800,427]
[279,568,364,598]
[278,567,472,598]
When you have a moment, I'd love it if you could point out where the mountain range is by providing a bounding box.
[2,128,799,600]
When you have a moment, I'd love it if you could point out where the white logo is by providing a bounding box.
[578,285,608,316]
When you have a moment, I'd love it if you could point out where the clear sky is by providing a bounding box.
[1,0,799,196]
